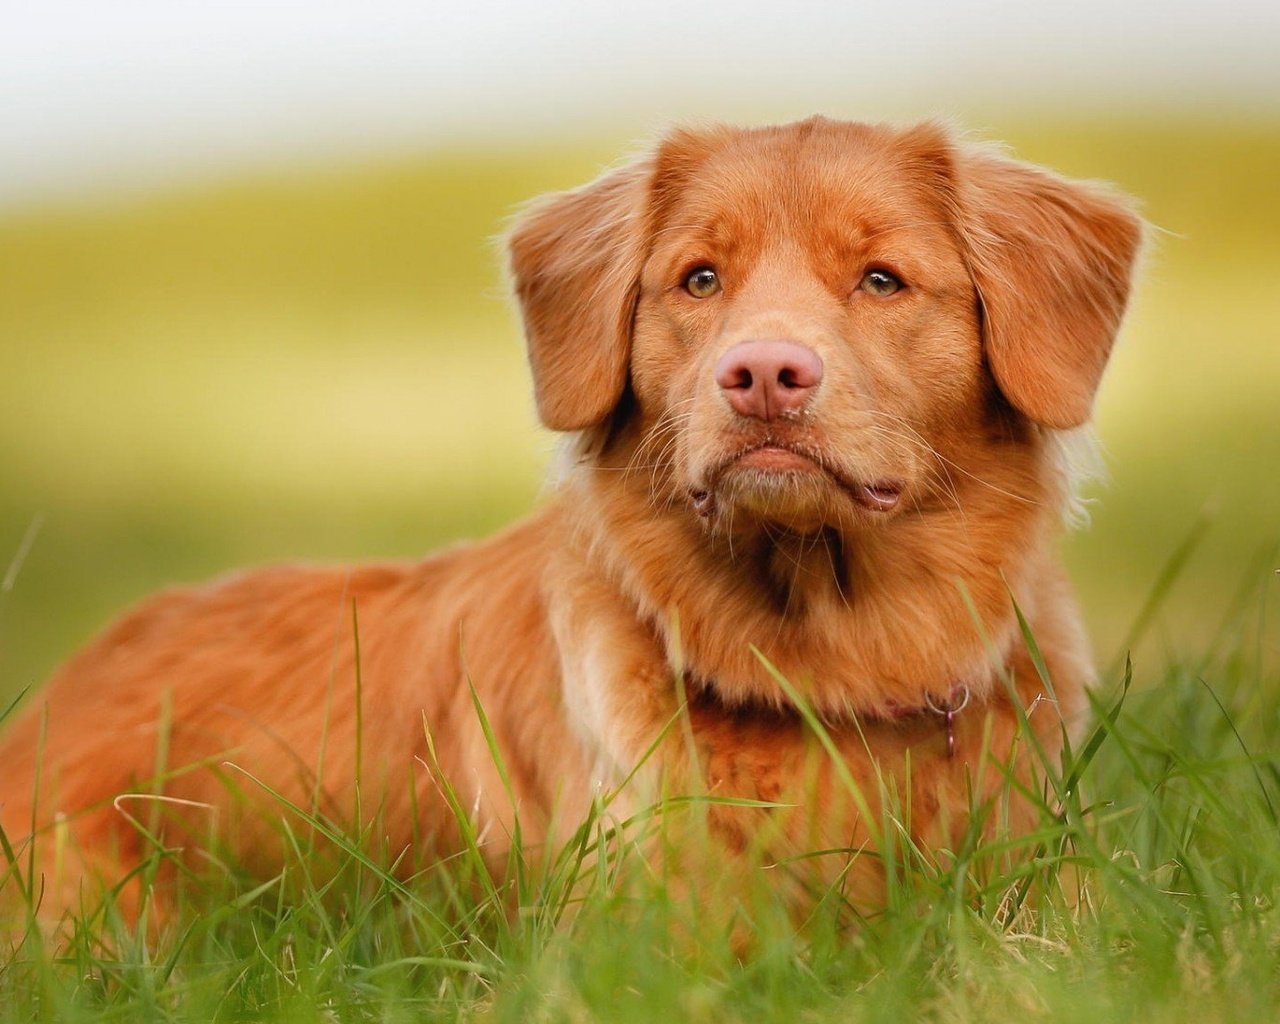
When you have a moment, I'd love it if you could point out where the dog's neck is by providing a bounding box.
[562,429,1060,721]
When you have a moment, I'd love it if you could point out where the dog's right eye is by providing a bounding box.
[684,266,721,298]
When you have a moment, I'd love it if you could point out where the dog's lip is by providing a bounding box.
[732,445,824,473]
[854,481,903,512]
[712,443,904,514]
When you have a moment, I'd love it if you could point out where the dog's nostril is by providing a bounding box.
[778,367,798,389]
[733,369,753,390]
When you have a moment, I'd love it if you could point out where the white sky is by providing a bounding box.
[3,0,1279,205]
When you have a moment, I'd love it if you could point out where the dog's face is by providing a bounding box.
[510,119,1141,536]
[629,125,981,533]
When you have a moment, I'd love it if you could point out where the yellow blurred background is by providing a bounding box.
[2,5,1278,700]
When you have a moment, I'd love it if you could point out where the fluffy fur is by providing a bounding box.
[0,117,1141,928]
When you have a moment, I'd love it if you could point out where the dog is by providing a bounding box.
[0,117,1141,931]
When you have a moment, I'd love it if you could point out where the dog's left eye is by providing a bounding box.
[859,269,903,297]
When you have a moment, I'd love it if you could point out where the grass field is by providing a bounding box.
[1,600,1277,1021]
[2,115,1279,1019]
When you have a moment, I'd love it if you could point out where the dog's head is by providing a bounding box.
[509,118,1141,535]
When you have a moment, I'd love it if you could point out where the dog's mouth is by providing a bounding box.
[692,442,904,524]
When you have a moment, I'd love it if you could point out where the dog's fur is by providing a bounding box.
[0,117,1141,927]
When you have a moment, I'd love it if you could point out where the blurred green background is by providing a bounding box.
[2,4,1279,702]
[3,118,1278,698]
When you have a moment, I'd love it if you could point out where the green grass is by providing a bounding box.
[2,567,1277,1022]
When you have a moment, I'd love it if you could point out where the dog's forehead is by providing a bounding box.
[653,120,950,240]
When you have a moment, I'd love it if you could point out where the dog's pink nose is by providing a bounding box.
[714,340,824,421]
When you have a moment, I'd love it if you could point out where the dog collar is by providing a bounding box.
[882,684,972,758]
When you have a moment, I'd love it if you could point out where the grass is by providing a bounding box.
[1,559,1278,1022]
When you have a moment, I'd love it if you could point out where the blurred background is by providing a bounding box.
[2,1,1278,703]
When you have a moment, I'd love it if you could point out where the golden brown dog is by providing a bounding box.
[0,117,1141,929]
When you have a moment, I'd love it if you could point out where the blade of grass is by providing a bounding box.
[1105,512,1212,679]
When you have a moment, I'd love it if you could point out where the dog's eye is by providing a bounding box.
[859,269,903,297]
[684,266,721,298]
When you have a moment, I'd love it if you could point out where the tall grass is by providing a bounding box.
[2,554,1277,1022]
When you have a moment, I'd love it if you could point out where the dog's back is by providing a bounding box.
[0,509,583,921]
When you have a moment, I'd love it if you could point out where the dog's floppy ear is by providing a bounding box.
[953,145,1143,429]
[508,158,652,432]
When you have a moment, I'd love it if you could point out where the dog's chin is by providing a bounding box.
[720,469,835,533]
[694,446,905,535]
